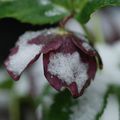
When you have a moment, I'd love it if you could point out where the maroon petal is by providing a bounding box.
[41,36,63,54]
[4,32,44,80]
[43,52,63,90]
[43,49,96,98]
[4,29,63,81]
[71,35,97,56]
[28,33,63,54]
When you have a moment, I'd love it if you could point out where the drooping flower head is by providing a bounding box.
[4,28,102,98]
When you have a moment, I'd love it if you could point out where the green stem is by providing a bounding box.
[81,24,95,44]
[59,13,74,28]
[9,90,20,120]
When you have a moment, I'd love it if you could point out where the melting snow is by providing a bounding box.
[48,52,88,92]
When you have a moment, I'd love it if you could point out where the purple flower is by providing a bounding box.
[4,28,102,98]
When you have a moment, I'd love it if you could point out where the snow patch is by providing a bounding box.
[14,73,30,96]
[0,69,9,83]
[82,42,93,51]
[70,41,120,120]
[70,76,106,120]
[48,52,88,92]
[38,0,50,5]
[100,95,119,120]
[29,54,48,95]
[6,31,44,76]
[45,5,68,17]
[65,18,85,35]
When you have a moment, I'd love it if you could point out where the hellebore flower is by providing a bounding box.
[4,28,102,98]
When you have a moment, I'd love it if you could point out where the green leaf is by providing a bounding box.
[77,0,120,23]
[0,0,120,24]
[50,0,73,11]
[0,79,13,89]
[50,0,88,14]
[45,89,77,120]
[0,0,69,24]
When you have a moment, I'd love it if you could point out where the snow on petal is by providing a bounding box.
[48,52,88,93]
[72,36,96,56]
[5,31,44,80]
[70,75,106,120]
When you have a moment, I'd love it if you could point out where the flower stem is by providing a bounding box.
[81,24,95,44]
[9,90,20,120]
[59,13,74,28]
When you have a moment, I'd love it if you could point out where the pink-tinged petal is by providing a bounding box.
[71,35,97,56]
[4,32,44,80]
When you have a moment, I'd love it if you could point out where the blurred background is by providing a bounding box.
[0,4,120,120]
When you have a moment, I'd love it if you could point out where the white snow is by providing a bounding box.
[0,91,10,107]
[48,52,88,92]
[82,42,93,51]
[95,42,120,85]
[13,73,30,96]
[38,0,50,5]
[17,31,42,45]
[100,95,119,120]
[45,5,68,17]
[6,31,44,76]
[28,54,48,95]
[70,78,106,120]
[0,68,9,83]
[70,41,120,120]
[65,18,85,35]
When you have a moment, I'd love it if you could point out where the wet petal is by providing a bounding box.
[4,32,43,80]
